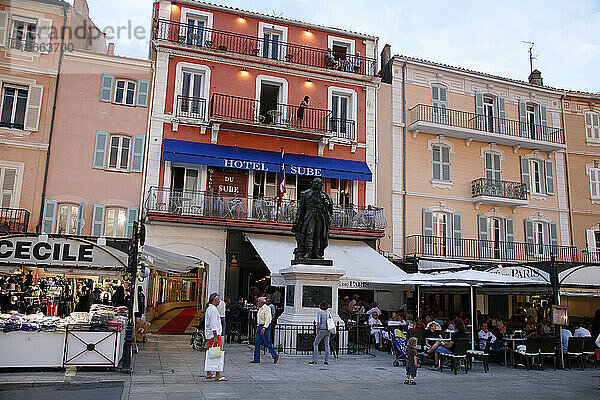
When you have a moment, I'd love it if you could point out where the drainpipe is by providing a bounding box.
[402,60,407,259]
[38,5,67,230]
[560,93,575,248]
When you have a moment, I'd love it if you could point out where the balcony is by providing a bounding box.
[406,235,577,263]
[175,95,207,123]
[210,93,356,141]
[471,178,528,209]
[153,19,377,76]
[0,208,30,233]
[144,187,386,235]
[408,104,566,151]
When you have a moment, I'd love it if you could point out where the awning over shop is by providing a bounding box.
[559,265,600,287]
[163,139,372,182]
[140,244,204,274]
[245,233,403,286]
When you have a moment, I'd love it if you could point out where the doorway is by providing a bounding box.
[259,83,280,124]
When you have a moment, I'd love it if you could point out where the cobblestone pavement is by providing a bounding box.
[0,334,598,400]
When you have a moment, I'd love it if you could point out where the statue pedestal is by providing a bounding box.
[276,263,344,326]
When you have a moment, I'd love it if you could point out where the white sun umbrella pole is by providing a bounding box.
[470,285,475,351]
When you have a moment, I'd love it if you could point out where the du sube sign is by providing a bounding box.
[0,237,128,268]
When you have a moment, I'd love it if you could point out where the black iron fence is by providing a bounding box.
[471,178,527,200]
[406,234,577,262]
[408,104,565,145]
[145,187,386,230]
[0,208,30,233]
[153,19,377,75]
[210,93,356,140]
[176,95,207,121]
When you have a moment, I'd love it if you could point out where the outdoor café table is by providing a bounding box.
[503,337,526,367]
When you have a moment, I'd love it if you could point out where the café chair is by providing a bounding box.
[467,338,490,373]
[440,338,468,375]
[538,336,556,371]
[515,337,541,371]
[566,336,584,370]
[582,337,598,369]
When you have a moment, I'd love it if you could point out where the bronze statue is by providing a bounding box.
[292,178,333,262]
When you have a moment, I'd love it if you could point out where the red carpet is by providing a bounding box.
[154,308,198,335]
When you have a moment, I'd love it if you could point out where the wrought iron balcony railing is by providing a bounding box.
[153,19,377,75]
[471,178,527,200]
[176,95,207,121]
[0,208,30,233]
[408,104,565,145]
[144,187,386,230]
[210,93,356,140]
[406,234,577,263]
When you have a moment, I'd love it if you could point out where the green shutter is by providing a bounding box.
[497,96,507,134]
[540,105,548,141]
[505,218,515,260]
[130,135,145,172]
[545,160,554,195]
[475,91,484,130]
[99,73,115,102]
[422,209,433,256]
[76,201,84,235]
[92,204,105,237]
[520,156,530,192]
[518,100,528,137]
[93,130,109,169]
[125,207,138,238]
[452,213,462,257]
[136,79,150,107]
[525,219,535,256]
[549,222,558,256]
[478,214,488,259]
[41,200,57,234]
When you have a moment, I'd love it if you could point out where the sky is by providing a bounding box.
[84,0,600,93]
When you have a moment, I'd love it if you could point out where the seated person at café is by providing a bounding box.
[369,312,384,348]
[561,326,572,353]
[574,322,592,337]
[427,318,467,370]
[479,322,503,364]
[425,316,442,338]
[338,298,351,322]
[523,319,537,338]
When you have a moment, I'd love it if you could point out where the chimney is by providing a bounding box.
[107,43,115,55]
[528,69,543,86]
[380,44,391,69]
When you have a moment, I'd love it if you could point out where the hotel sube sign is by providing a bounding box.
[0,236,128,268]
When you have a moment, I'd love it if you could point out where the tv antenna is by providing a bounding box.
[522,41,536,74]
[270,10,284,27]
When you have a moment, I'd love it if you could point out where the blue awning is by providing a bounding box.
[163,139,372,182]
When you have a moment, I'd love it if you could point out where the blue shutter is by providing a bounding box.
[518,100,528,137]
[525,219,535,256]
[478,214,489,259]
[76,201,84,235]
[136,79,150,107]
[92,204,105,237]
[125,207,138,238]
[262,33,269,58]
[272,35,279,60]
[475,91,484,130]
[520,156,530,193]
[545,160,554,195]
[130,135,145,173]
[505,218,515,260]
[452,213,462,257]
[99,73,114,102]
[549,222,558,257]
[41,200,57,234]
[93,130,109,169]
[422,209,433,256]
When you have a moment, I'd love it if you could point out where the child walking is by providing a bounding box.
[404,337,418,385]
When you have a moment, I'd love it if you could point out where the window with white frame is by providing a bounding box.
[107,135,130,170]
[186,15,206,46]
[431,84,448,123]
[104,207,127,238]
[10,17,37,52]
[0,166,17,208]
[530,159,543,194]
[114,80,136,106]
[330,93,352,136]
[589,167,600,199]
[0,84,28,129]
[330,178,353,208]
[432,144,451,182]
[56,204,79,235]
[483,96,495,133]
[527,104,537,139]
[262,29,283,60]
[585,112,600,141]
[179,70,205,118]
[533,221,546,256]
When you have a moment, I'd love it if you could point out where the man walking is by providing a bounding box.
[251,297,279,364]
[205,293,228,381]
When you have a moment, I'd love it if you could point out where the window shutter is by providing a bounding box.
[136,79,150,107]
[524,219,535,256]
[539,105,548,141]
[91,204,105,237]
[432,145,440,180]
[36,18,53,54]
[1,168,16,208]
[520,156,530,192]
[422,209,433,256]
[591,169,599,198]
[545,160,554,195]
[586,113,592,138]
[518,100,527,137]
[125,207,138,238]
[586,229,597,261]
[549,222,558,256]
[538,160,546,194]
[478,214,489,259]
[497,96,507,134]
[41,200,57,234]
[442,146,450,181]
[130,135,145,172]
[76,201,85,235]
[452,213,462,257]
[475,91,484,130]
[24,84,43,132]
[0,11,8,47]
[92,130,109,169]
[505,218,515,260]
[99,73,115,102]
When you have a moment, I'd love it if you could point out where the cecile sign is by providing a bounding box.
[0,237,128,268]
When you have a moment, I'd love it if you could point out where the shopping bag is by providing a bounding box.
[204,350,225,372]
[327,312,336,334]
[208,344,222,358]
